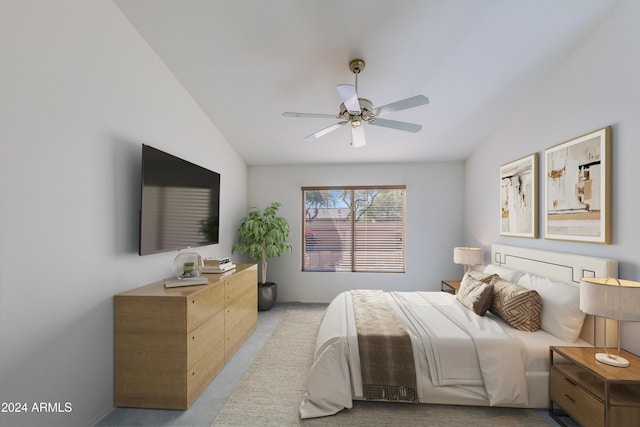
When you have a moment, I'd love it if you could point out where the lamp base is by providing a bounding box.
[596,352,629,367]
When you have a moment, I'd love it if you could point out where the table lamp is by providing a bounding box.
[580,277,640,367]
[453,247,482,275]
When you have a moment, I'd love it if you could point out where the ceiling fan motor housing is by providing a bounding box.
[339,98,375,123]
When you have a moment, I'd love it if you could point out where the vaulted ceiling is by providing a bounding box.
[115,0,618,165]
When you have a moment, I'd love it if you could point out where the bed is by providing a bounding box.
[299,244,618,419]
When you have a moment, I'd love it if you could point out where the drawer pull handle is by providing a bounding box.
[564,393,576,403]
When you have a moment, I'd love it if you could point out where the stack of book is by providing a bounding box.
[202,256,236,274]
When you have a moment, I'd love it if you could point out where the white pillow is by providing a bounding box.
[518,273,585,342]
[483,264,524,283]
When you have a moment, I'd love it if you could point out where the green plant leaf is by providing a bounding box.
[233,202,291,283]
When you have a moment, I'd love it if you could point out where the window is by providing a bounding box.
[302,186,406,273]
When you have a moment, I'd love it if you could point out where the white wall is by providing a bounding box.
[246,162,465,302]
[465,0,640,356]
[0,2,247,426]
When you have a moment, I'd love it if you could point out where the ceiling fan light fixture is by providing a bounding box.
[359,99,375,123]
[351,124,366,148]
[282,58,428,147]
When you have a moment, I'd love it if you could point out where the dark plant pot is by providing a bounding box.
[258,282,277,311]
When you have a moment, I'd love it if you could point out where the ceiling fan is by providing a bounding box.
[283,59,429,148]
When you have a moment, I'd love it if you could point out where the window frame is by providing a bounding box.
[301,185,406,273]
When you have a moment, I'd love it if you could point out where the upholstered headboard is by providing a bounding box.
[491,244,618,345]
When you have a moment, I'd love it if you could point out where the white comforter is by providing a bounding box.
[300,291,529,419]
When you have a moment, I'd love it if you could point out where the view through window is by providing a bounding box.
[302,186,406,272]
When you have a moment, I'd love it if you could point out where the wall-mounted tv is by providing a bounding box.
[138,144,220,255]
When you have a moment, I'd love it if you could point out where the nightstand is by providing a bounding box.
[549,346,640,427]
[441,280,460,294]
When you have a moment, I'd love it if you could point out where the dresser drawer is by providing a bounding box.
[225,269,256,305]
[186,340,225,407]
[551,367,604,427]
[186,309,224,369]
[186,281,224,331]
[226,288,257,331]
[225,310,257,362]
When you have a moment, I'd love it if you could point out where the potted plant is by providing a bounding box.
[233,202,292,311]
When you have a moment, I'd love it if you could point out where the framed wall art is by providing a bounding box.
[544,126,611,243]
[500,153,538,238]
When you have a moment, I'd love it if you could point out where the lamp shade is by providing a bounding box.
[453,247,482,266]
[580,277,640,322]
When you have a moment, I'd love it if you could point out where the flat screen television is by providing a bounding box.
[138,144,220,255]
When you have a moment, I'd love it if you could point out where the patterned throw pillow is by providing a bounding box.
[490,277,542,332]
[456,275,494,316]
[462,270,496,284]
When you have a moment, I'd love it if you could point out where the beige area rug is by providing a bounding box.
[213,307,553,426]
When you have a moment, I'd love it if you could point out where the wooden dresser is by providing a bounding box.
[114,263,257,409]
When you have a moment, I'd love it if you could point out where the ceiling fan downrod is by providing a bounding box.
[349,59,365,92]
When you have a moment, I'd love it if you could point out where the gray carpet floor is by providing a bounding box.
[96,302,574,427]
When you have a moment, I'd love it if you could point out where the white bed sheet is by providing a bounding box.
[497,315,591,371]
[300,290,585,419]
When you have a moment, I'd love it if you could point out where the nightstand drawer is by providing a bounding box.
[551,367,604,427]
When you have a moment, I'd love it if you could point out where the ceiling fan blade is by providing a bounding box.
[282,112,339,119]
[351,124,366,148]
[370,118,422,133]
[372,95,429,117]
[336,84,361,113]
[303,122,345,142]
